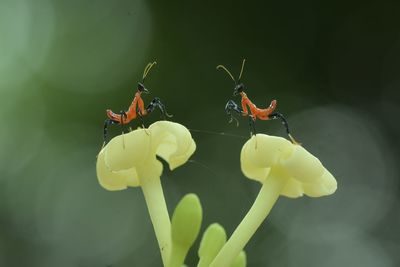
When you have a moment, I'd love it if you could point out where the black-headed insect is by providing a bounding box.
[217,59,299,144]
[103,62,172,143]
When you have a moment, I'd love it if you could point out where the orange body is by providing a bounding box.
[106,92,147,124]
[240,92,277,120]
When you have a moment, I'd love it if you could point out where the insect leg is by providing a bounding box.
[269,112,300,144]
[119,111,127,131]
[119,111,128,148]
[139,113,146,129]
[225,100,242,126]
[103,119,118,145]
[248,115,256,136]
[146,97,173,119]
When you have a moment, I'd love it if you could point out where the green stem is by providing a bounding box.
[141,174,171,267]
[209,172,287,267]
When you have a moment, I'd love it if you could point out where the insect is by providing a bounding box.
[217,59,299,144]
[103,61,172,144]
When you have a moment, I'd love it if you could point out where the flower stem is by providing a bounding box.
[141,174,171,267]
[209,171,288,267]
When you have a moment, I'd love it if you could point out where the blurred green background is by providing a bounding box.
[1,0,399,266]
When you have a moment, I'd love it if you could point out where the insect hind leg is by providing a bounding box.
[146,97,173,119]
[269,112,300,144]
[248,115,257,136]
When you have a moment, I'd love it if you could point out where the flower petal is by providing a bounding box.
[240,135,293,183]
[281,178,304,198]
[96,149,140,191]
[96,121,196,191]
[279,145,325,183]
[149,121,196,170]
[302,170,337,197]
[240,134,337,198]
[104,129,150,172]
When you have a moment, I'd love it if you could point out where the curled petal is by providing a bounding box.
[301,170,337,197]
[149,121,196,170]
[96,149,140,191]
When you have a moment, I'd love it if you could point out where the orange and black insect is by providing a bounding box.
[103,61,172,143]
[217,59,299,144]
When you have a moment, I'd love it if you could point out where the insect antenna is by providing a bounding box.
[142,61,157,82]
[217,64,236,84]
[142,63,151,81]
[238,58,246,81]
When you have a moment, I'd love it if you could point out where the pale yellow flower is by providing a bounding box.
[211,134,337,267]
[241,134,337,197]
[97,121,196,191]
[96,121,196,266]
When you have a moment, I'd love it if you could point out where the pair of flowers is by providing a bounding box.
[96,121,337,267]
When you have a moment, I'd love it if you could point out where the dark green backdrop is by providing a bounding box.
[1,0,399,266]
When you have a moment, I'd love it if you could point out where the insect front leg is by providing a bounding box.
[103,119,119,145]
[146,97,173,119]
[225,100,243,126]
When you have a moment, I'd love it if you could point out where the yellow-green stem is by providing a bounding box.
[141,174,171,266]
[209,173,287,267]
